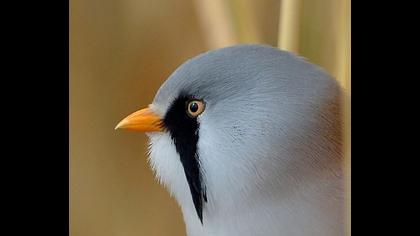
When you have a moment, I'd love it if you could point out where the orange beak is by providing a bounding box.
[115,107,163,132]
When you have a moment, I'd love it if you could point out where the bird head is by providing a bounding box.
[116,45,343,228]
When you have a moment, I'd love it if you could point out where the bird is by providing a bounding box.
[115,44,345,236]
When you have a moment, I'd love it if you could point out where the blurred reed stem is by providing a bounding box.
[193,0,237,49]
[277,0,302,52]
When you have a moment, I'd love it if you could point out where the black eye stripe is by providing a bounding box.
[163,94,206,223]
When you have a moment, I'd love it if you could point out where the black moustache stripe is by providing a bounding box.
[163,94,206,223]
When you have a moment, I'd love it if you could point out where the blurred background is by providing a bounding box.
[70,0,350,235]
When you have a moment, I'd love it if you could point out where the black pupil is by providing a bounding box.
[189,102,199,113]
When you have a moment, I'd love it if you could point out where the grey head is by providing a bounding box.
[146,44,343,233]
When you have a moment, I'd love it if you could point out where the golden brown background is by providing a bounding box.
[70,0,350,235]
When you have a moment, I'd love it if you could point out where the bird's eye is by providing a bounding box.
[186,100,205,118]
